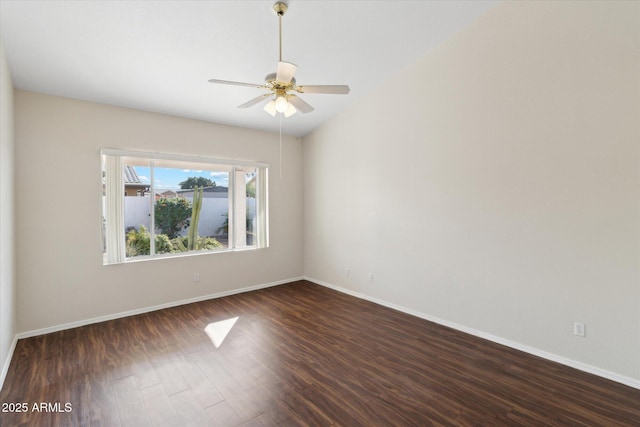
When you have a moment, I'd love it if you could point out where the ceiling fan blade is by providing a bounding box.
[276,61,297,84]
[208,79,264,88]
[238,93,272,109]
[297,85,350,95]
[288,95,314,114]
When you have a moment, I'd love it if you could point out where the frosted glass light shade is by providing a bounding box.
[263,100,277,116]
[284,102,297,118]
[275,96,289,113]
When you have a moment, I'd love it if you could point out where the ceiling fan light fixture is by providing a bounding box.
[275,95,289,113]
[208,1,349,118]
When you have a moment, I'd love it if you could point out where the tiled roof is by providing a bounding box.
[124,166,142,184]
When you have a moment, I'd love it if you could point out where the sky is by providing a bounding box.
[135,167,230,191]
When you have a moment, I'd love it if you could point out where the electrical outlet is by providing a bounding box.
[573,322,585,337]
[344,267,350,276]
[368,273,374,282]
[194,273,200,282]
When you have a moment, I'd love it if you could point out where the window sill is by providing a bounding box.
[103,245,266,266]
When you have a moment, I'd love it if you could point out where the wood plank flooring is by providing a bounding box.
[1,280,639,426]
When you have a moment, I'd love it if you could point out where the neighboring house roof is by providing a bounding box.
[124,166,148,191]
[177,186,228,194]
[204,186,227,193]
[176,186,229,198]
[158,190,178,198]
[124,165,142,184]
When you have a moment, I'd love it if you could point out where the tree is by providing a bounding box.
[179,176,214,189]
[154,197,192,239]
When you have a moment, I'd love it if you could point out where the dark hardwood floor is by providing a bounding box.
[1,280,639,426]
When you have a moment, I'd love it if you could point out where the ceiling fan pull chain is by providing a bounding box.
[279,113,283,179]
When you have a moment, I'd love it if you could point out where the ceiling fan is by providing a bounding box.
[208,1,350,118]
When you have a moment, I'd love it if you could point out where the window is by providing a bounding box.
[102,149,268,265]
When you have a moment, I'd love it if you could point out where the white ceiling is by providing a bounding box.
[0,0,498,137]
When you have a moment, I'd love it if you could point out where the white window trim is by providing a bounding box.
[101,148,269,170]
[101,149,269,265]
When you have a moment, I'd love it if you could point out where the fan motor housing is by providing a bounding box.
[265,72,296,88]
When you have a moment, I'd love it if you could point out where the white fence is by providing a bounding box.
[124,196,255,237]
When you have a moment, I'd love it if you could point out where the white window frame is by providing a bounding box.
[102,149,269,265]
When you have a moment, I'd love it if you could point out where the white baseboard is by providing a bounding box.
[0,335,18,392]
[304,276,640,391]
[16,277,303,340]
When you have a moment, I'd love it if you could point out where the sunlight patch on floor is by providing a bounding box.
[204,317,238,348]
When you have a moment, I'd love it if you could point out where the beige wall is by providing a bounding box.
[0,43,16,387]
[15,91,303,333]
[0,40,16,386]
[303,1,640,382]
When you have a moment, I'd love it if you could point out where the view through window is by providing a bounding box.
[102,150,268,264]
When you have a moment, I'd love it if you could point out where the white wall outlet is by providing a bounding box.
[573,321,585,337]
[193,273,200,282]
[368,273,374,282]
[344,267,350,276]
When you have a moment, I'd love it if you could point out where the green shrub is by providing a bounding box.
[126,226,173,257]
[155,197,192,239]
[155,233,173,254]
[198,236,224,250]
[172,236,223,252]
